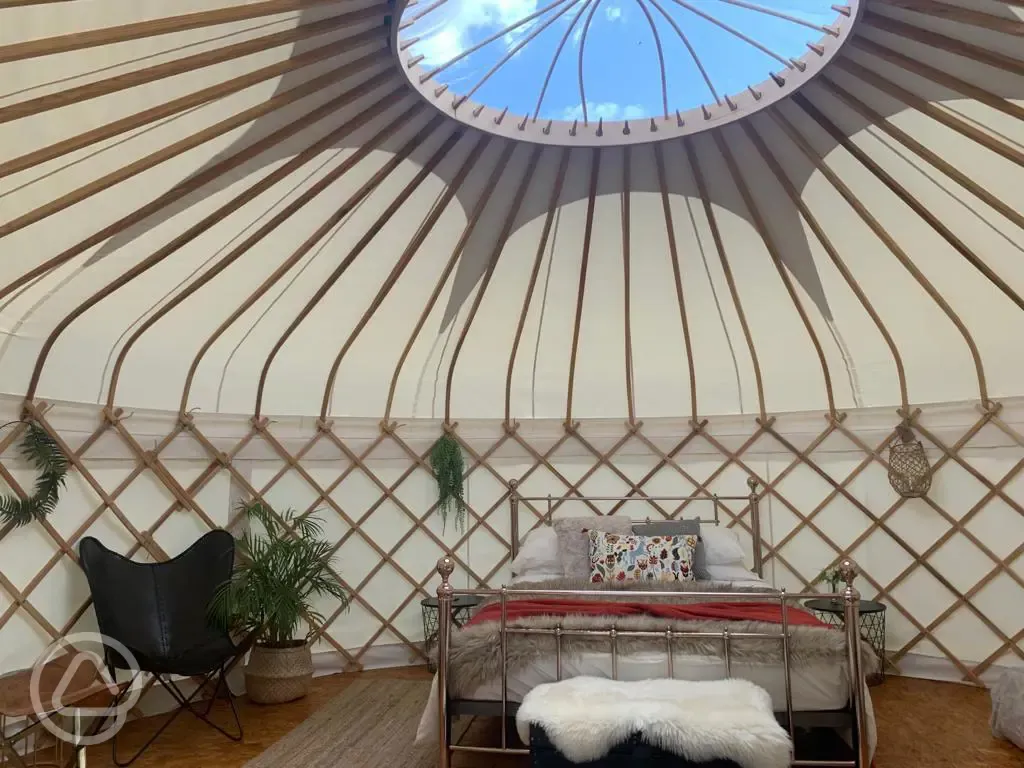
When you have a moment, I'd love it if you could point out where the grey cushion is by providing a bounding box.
[632,519,709,580]
[552,516,633,579]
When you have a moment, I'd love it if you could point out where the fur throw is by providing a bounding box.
[441,578,878,695]
[516,676,792,768]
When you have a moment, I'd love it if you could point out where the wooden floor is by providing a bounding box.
[77,669,1021,768]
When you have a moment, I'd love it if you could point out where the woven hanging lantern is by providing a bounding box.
[888,423,932,498]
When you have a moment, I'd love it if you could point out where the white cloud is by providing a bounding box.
[407,0,542,67]
[415,26,464,67]
[561,102,647,121]
[570,2,623,48]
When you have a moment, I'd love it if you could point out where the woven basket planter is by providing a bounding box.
[888,424,932,499]
[245,642,314,705]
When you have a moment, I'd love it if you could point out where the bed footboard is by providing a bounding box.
[435,556,870,768]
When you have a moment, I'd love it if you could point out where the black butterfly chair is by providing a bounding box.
[79,531,252,766]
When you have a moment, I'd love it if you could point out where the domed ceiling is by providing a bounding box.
[0,0,1021,420]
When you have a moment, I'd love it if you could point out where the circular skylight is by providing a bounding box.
[393,0,860,145]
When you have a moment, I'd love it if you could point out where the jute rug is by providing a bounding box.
[243,678,434,768]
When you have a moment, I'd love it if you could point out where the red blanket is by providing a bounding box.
[466,598,827,628]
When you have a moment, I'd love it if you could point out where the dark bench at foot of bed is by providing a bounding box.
[529,725,858,767]
[530,726,743,767]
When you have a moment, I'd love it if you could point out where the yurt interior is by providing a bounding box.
[1,0,1023,766]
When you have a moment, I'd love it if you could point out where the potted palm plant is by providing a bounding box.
[210,501,348,704]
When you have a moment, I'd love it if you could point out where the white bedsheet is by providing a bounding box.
[465,650,850,711]
[480,575,849,710]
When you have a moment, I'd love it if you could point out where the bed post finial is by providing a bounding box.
[838,558,859,597]
[509,479,520,561]
[748,477,763,579]
[436,555,455,595]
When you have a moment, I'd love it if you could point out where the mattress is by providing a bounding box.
[463,648,850,711]
[490,576,835,709]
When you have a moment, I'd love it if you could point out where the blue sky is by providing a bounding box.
[402,0,838,122]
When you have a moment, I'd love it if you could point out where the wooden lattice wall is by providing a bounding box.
[0,396,1022,691]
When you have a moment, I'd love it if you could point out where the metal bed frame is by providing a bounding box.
[434,481,870,768]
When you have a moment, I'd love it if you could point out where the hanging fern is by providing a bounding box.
[430,432,465,532]
[0,422,69,528]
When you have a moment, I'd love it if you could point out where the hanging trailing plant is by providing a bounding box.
[0,421,69,528]
[430,432,465,532]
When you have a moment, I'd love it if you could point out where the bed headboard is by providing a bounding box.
[508,477,763,578]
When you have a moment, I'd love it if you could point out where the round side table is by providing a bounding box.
[804,598,887,686]
[0,653,115,767]
[421,595,484,671]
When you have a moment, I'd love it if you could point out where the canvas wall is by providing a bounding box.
[0,395,1021,694]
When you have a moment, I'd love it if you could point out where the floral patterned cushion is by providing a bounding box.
[588,530,698,583]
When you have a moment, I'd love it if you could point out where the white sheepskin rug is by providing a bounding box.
[514,676,792,768]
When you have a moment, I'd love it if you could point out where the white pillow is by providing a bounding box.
[700,527,746,566]
[510,570,564,585]
[510,525,560,577]
[704,563,762,583]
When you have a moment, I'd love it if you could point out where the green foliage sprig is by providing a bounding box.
[209,501,349,648]
[0,422,68,528]
[819,566,843,593]
[430,432,465,533]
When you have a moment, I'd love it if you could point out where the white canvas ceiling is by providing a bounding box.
[0,0,1021,420]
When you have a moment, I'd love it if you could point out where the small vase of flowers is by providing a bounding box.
[820,567,843,604]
